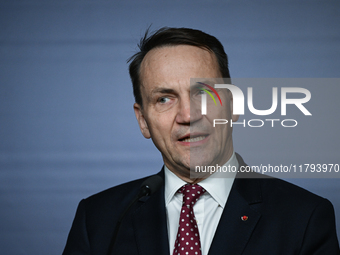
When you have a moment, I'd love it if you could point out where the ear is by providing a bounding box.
[229,92,239,122]
[134,103,151,139]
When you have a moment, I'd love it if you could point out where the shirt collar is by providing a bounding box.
[164,166,187,206]
[164,151,238,208]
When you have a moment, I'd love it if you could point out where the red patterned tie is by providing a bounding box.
[173,184,206,255]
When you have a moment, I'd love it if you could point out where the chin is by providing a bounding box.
[189,154,215,168]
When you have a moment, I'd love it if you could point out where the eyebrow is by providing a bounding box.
[191,82,213,90]
[191,83,203,90]
[150,88,177,95]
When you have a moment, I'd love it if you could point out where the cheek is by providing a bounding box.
[147,116,171,139]
[206,107,231,121]
[145,105,179,143]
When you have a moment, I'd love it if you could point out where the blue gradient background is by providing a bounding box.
[0,0,339,254]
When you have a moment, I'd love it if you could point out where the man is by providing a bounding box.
[63,27,339,255]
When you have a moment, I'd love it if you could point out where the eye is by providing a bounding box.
[154,95,176,112]
[191,88,206,100]
[158,97,170,104]
[197,88,212,95]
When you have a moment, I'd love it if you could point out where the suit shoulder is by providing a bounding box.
[260,177,330,210]
[82,175,152,212]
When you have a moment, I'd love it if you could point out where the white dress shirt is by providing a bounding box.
[164,152,239,255]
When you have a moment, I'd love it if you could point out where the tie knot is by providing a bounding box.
[179,184,206,206]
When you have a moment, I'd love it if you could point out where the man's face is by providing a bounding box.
[134,45,238,182]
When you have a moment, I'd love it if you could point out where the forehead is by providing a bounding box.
[139,45,221,93]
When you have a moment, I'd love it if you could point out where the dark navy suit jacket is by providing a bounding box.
[63,154,340,254]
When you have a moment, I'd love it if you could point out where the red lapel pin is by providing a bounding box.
[241,215,248,221]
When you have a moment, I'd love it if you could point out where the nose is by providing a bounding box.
[176,96,202,124]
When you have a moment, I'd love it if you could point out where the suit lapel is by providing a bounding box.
[208,154,263,255]
[132,171,170,255]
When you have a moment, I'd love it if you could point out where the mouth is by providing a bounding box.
[178,133,209,144]
[181,135,207,143]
